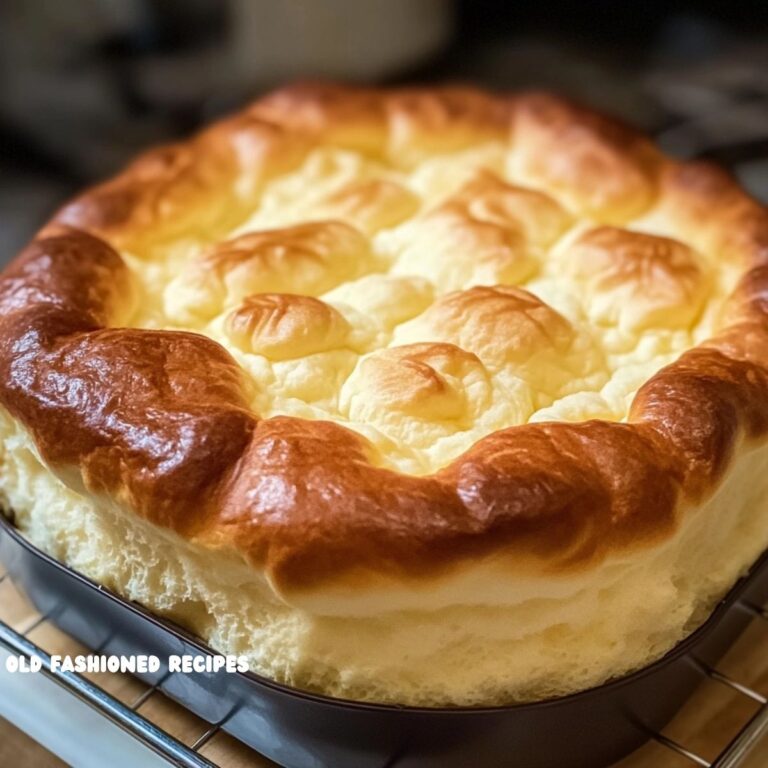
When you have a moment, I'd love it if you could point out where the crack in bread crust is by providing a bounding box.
[1,84,768,602]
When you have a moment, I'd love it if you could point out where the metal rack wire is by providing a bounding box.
[0,571,223,768]
[1,568,768,767]
[649,601,768,768]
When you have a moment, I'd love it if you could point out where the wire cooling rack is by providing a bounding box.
[1,565,768,768]
[0,567,274,768]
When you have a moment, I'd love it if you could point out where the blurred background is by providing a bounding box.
[1,0,768,258]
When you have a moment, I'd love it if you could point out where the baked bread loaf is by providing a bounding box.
[1,83,768,706]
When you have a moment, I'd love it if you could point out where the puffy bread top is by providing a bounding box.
[1,83,768,598]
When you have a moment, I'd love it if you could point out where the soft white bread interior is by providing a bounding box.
[2,409,767,705]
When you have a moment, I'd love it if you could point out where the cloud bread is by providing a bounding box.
[1,84,768,706]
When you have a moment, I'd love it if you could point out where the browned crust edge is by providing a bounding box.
[1,84,768,593]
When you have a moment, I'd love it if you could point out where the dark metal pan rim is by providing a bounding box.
[1,513,763,716]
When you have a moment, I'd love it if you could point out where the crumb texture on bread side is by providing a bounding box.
[2,409,768,705]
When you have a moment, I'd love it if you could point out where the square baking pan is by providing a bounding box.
[2,513,767,768]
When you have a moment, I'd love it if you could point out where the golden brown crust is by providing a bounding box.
[562,226,709,330]
[166,220,373,324]
[510,91,662,222]
[2,84,768,594]
[226,293,351,360]
[56,117,311,253]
